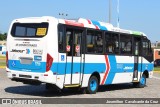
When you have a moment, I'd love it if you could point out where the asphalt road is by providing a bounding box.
[0,68,160,106]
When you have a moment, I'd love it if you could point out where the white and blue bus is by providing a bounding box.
[6,16,153,94]
[0,45,6,55]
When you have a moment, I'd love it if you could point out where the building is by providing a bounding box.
[154,48,160,61]
[152,41,160,61]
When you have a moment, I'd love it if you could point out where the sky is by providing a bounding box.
[0,0,160,42]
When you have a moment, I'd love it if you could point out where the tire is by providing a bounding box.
[133,74,146,88]
[86,76,99,94]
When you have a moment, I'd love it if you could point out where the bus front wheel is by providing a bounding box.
[133,74,146,88]
[86,76,99,94]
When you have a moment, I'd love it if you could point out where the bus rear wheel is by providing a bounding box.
[86,76,99,94]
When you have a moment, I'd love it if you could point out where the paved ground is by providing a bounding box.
[0,68,159,107]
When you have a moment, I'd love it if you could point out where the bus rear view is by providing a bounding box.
[6,17,56,85]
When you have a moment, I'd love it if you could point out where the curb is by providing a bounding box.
[0,66,6,69]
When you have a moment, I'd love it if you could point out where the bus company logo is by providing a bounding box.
[124,66,133,70]
[26,49,30,54]
[33,49,43,55]
[10,49,25,53]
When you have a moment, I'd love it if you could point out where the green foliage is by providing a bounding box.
[154,67,160,71]
[0,33,7,40]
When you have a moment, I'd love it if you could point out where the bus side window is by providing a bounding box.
[86,30,103,54]
[66,30,72,56]
[86,30,95,53]
[58,25,65,52]
[74,31,82,57]
[120,34,132,55]
[134,37,141,56]
[95,32,103,53]
[105,33,119,54]
[142,41,150,56]
[106,33,113,53]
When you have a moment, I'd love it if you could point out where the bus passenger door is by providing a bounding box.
[133,37,141,81]
[64,28,83,86]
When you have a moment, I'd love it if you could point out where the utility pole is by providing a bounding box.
[109,0,111,23]
[117,0,120,28]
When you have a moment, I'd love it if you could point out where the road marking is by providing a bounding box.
[152,76,160,80]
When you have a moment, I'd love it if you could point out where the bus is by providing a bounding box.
[0,45,6,55]
[6,16,153,94]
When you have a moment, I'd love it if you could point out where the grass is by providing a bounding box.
[0,62,6,66]
[154,67,160,71]
[0,56,6,66]
[0,55,6,59]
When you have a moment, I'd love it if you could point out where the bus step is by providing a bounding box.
[132,80,139,82]
[64,84,80,88]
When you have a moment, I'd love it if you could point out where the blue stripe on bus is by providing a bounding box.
[91,20,108,30]
[8,59,153,84]
[8,60,153,73]
[8,60,46,73]
[105,55,117,84]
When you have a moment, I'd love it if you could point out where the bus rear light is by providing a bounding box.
[6,51,8,68]
[46,53,53,72]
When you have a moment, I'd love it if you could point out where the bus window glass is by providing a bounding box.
[86,30,103,54]
[143,41,149,56]
[58,25,65,52]
[11,23,49,37]
[120,34,132,55]
[105,33,119,54]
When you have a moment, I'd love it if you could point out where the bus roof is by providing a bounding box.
[12,16,146,37]
[58,17,146,37]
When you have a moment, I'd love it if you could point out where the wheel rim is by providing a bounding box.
[90,79,97,91]
[140,76,146,85]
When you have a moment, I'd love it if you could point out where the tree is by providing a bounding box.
[0,33,7,40]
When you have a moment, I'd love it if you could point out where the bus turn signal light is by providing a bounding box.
[46,53,53,72]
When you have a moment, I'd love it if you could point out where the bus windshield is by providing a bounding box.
[11,22,49,38]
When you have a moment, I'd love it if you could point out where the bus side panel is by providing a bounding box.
[81,55,135,87]
[46,19,60,85]
[141,57,153,78]
[104,55,134,84]
[56,53,66,89]
[81,54,106,87]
